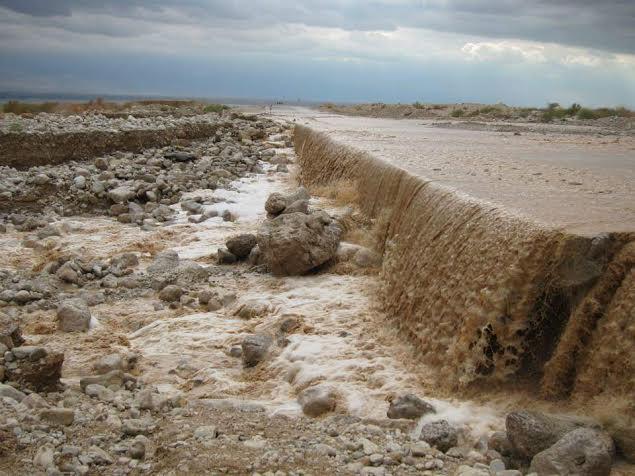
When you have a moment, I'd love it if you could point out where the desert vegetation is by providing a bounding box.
[320,100,634,125]
[1,99,230,117]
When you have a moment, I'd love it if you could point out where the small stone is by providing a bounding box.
[298,384,338,417]
[410,441,431,457]
[419,420,459,452]
[369,453,384,466]
[387,394,435,420]
[21,392,50,409]
[489,458,506,473]
[11,345,47,361]
[241,334,272,367]
[33,445,55,469]
[217,248,237,264]
[194,425,218,442]
[86,445,114,465]
[226,234,257,259]
[57,299,91,332]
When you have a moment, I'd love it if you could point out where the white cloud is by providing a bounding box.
[461,41,546,63]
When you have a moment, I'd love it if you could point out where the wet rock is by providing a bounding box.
[80,370,126,391]
[264,192,288,216]
[33,445,55,469]
[247,245,264,266]
[0,312,24,348]
[217,248,237,264]
[165,151,197,162]
[57,299,91,332]
[5,351,64,392]
[281,199,309,215]
[241,334,272,367]
[506,410,600,460]
[419,420,459,452]
[11,345,47,361]
[159,284,184,302]
[21,392,50,409]
[86,445,114,465]
[122,418,155,436]
[0,383,26,402]
[226,233,257,259]
[234,299,271,319]
[108,186,135,204]
[298,384,338,417]
[39,408,75,426]
[387,394,435,420]
[92,353,129,374]
[194,425,218,442]
[354,248,382,268]
[488,431,514,456]
[257,210,342,275]
[56,262,80,284]
[94,157,109,170]
[530,428,615,476]
[221,209,236,222]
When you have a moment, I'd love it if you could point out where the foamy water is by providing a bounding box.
[125,138,505,440]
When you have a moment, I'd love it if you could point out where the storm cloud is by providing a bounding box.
[0,0,634,105]
[1,0,633,53]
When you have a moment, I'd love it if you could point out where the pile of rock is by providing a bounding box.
[216,187,343,275]
[0,116,288,223]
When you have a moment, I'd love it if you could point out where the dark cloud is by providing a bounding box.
[0,0,633,53]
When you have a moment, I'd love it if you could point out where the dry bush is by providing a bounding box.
[308,179,359,207]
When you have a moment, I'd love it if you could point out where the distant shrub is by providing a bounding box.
[577,108,596,120]
[204,103,229,113]
[541,102,583,122]
[2,101,58,114]
[576,106,633,120]
[450,109,465,118]
[412,101,426,109]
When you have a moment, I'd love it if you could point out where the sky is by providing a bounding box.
[0,1,634,107]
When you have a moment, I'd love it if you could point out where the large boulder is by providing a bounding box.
[257,211,342,276]
[506,410,600,460]
[56,299,91,332]
[387,394,435,420]
[530,428,615,476]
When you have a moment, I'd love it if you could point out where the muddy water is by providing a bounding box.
[0,137,504,440]
[123,155,503,439]
[292,121,635,428]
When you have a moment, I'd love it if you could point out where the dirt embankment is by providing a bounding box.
[294,124,635,413]
[0,123,222,169]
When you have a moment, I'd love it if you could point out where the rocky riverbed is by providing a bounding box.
[0,106,631,475]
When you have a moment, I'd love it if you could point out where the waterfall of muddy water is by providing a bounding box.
[291,118,635,417]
